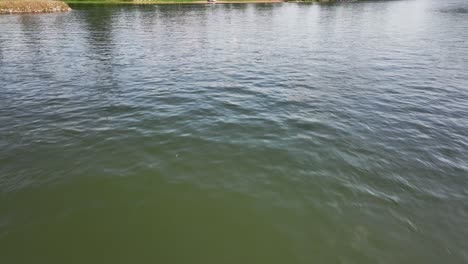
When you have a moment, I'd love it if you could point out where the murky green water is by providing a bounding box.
[1,1,468,263]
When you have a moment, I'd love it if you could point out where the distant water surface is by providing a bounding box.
[0,0,468,263]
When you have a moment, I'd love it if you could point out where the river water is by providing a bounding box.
[1,0,467,263]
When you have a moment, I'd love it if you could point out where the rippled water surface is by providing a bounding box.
[1,0,468,263]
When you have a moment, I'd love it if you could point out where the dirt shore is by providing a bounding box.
[0,0,71,14]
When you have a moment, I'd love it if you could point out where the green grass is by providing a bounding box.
[64,0,284,4]
[64,0,342,4]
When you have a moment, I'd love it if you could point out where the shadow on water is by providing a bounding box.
[78,5,115,54]
[18,16,44,57]
[75,5,119,92]
[440,7,468,14]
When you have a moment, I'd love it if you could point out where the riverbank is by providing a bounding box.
[0,0,347,13]
[0,0,71,14]
[64,0,342,4]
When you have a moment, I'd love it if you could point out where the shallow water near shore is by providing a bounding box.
[1,1,468,263]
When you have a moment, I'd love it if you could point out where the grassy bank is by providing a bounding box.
[0,0,347,14]
[64,0,280,3]
[0,0,71,14]
[64,0,338,4]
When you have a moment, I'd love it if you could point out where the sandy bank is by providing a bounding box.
[0,0,71,14]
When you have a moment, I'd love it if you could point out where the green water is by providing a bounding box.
[1,1,468,263]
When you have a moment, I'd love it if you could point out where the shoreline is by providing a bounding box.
[0,0,348,14]
[0,0,71,14]
[67,1,283,4]
[65,0,341,5]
